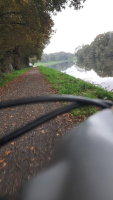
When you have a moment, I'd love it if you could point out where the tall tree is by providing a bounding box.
[76,31,113,61]
[0,0,54,71]
[0,0,86,72]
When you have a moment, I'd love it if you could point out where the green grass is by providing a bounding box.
[68,56,77,63]
[35,60,68,67]
[0,67,32,87]
[38,66,113,123]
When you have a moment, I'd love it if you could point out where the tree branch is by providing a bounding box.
[0,12,22,18]
[0,22,26,26]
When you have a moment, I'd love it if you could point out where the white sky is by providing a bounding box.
[44,0,113,54]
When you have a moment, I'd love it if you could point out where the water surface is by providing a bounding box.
[63,65,113,92]
[48,58,113,92]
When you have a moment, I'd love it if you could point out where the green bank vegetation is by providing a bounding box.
[35,60,68,67]
[38,66,113,123]
[0,67,31,87]
[32,52,77,67]
[67,56,77,63]
[40,52,74,63]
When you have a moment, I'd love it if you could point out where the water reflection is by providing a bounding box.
[48,61,74,71]
[63,65,99,79]
[48,59,113,91]
[77,58,113,77]
[63,65,113,91]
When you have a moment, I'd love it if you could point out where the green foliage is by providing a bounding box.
[0,67,31,87]
[45,0,86,12]
[40,52,74,63]
[76,32,113,62]
[0,0,54,71]
[38,66,113,122]
[0,0,86,72]
[35,60,68,67]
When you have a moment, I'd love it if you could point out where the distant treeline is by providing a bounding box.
[40,52,74,62]
[76,32,113,61]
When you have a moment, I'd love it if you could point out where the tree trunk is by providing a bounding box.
[12,47,21,70]
[2,53,13,73]
[21,56,29,68]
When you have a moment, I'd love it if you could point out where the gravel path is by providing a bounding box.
[0,67,75,197]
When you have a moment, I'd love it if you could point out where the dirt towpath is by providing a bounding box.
[0,67,75,196]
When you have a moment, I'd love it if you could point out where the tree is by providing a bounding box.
[40,52,74,62]
[0,0,54,71]
[0,0,86,73]
[45,0,86,12]
[76,31,113,62]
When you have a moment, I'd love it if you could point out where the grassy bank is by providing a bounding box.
[35,60,68,67]
[68,56,77,63]
[0,67,32,87]
[38,66,113,123]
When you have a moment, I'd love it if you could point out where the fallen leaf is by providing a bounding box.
[56,133,60,136]
[11,142,14,145]
[57,116,60,119]
[30,147,34,150]
[4,151,11,156]
[31,158,34,161]
[0,162,6,170]
[10,115,13,118]
[0,159,5,163]
[41,130,45,134]
[0,179,1,183]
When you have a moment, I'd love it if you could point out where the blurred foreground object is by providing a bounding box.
[22,108,113,200]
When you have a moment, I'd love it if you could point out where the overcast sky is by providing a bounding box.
[44,0,113,54]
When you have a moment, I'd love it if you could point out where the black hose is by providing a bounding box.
[0,95,112,147]
[0,102,80,146]
[0,95,112,109]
